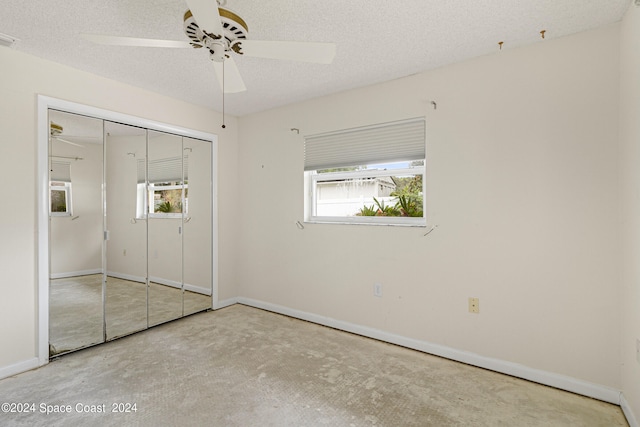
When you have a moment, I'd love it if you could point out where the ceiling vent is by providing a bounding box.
[0,32,18,48]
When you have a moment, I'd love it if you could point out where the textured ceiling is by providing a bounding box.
[0,0,631,117]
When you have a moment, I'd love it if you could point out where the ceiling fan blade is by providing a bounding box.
[212,56,246,93]
[232,40,336,64]
[81,34,191,48]
[52,137,85,148]
[185,0,223,37]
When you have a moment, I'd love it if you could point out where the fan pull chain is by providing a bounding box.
[221,58,226,129]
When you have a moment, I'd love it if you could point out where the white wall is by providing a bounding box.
[237,24,621,390]
[619,2,640,423]
[0,47,239,371]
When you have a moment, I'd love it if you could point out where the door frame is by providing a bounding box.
[37,95,219,366]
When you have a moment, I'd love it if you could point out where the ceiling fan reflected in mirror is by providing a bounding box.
[81,0,337,94]
[50,122,86,148]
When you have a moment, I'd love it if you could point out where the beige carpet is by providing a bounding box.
[1,305,628,426]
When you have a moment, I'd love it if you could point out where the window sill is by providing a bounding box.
[148,213,185,219]
[306,217,427,227]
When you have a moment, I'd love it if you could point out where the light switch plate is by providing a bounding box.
[374,283,382,297]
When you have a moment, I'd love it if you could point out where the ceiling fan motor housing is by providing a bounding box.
[50,122,63,136]
[183,7,248,61]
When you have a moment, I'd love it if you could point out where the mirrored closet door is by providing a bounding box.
[104,121,148,340]
[48,110,105,355]
[147,130,184,326]
[183,137,212,316]
[48,110,214,357]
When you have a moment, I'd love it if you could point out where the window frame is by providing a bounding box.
[49,181,72,217]
[141,183,189,219]
[305,164,426,227]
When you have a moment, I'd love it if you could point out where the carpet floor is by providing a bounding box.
[0,304,628,426]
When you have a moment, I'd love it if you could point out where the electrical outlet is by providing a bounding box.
[469,297,479,314]
[374,283,383,297]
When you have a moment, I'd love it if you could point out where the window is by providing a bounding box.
[50,160,72,216]
[136,156,189,219]
[50,181,72,215]
[148,182,188,216]
[304,118,426,226]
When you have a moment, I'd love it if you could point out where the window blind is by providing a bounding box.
[138,156,189,184]
[304,118,425,171]
[50,161,71,182]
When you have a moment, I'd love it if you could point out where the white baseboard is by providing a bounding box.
[149,276,211,296]
[106,271,145,283]
[214,297,238,310]
[184,283,212,296]
[622,394,639,427]
[236,297,621,405]
[106,271,212,296]
[50,269,102,279]
[0,358,40,381]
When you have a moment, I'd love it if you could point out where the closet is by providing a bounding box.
[48,109,214,356]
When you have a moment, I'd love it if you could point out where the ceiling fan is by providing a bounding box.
[50,122,85,148]
[81,0,337,94]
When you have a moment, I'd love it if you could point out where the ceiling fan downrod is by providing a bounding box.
[221,59,226,129]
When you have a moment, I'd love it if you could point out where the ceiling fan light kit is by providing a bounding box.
[183,7,248,62]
